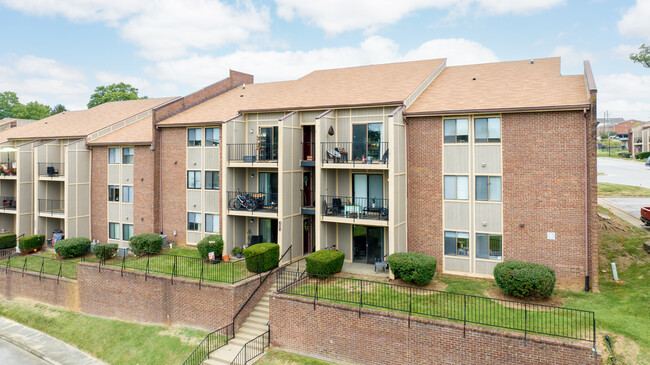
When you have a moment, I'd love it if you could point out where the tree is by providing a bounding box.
[0,91,20,119]
[49,104,67,115]
[11,101,52,120]
[87,82,147,108]
[630,43,650,68]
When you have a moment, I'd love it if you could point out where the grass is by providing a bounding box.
[0,300,207,365]
[0,253,78,279]
[597,182,650,197]
[257,349,334,365]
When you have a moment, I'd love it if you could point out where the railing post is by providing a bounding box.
[359,280,363,318]
[463,296,467,338]
[21,256,27,276]
[592,315,597,351]
[57,261,62,284]
[171,255,176,285]
[314,277,318,311]
[39,257,45,281]
[145,255,149,281]
[121,254,125,277]
[524,303,528,346]
[5,255,10,273]
[408,287,412,328]
[199,262,203,290]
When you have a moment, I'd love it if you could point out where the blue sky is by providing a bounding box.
[1,0,649,120]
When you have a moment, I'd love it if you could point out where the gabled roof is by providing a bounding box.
[157,59,446,126]
[405,58,591,115]
[87,115,155,146]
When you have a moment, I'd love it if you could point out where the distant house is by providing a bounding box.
[596,117,624,135]
[614,120,644,150]
[0,117,37,132]
[629,121,650,155]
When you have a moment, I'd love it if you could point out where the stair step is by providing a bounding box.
[239,322,268,331]
[244,316,268,325]
[248,312,269,321]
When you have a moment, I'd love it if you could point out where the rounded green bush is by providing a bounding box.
[197,235,224,259]
[244,243,279,273]
[635,151,650,160]
[0,233,16,249]
[617,152,631,158]
[18,234,45,252]
[387,252,437,286]
[493,261,556,299]
[94,243,119,260]
[54,237,91,259]
[128,233,163,253]
[305,250,345,276]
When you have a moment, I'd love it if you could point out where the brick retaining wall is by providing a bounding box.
[270,293,599,365]
[0,268,79,310]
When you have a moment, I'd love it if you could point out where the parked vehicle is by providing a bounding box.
[645,156,650,167]
[642,207,650,226]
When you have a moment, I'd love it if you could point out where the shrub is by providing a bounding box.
[197,235,224,259]
[129,233,163,253]
[244,243,279,273]
[618,152,631,158]
[305,250,345,276]
[635,151,650,160]
[387,252,437,286]
[18,234,45,252]
[0,233,16,249]
[493,261,556,299]
[232,247,244,256]
[54,237,91,258]
[94,243,119,260]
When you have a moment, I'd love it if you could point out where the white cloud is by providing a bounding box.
[404,38,498,66]
[611,44,641,61]
[551,45,596,74]
[15,55,86,82]
[598,73,650,120]
[275,0,564,34]
[0,0,145,23]
[618,0,650,41]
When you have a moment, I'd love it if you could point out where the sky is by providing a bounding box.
[1,0,649,120]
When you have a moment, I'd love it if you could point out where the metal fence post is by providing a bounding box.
[121,254,125,277]
[145,255,149,281]
[463,296,467,338]
[592,315,597,351]
[21,256,27,277]
[524,303,528,346]
[57,262,62,284]
[39,257,45,281]
[408,287,412,328]
[314,278,318,311]
[359,280,363,318]
[171,255,177,285]
[199,263,203,290]
[5,255,10,273]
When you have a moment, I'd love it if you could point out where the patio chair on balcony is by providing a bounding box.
[323,198,344,216]
[381,149,389,164]
[375,254,389,274]
[46,166,59,177]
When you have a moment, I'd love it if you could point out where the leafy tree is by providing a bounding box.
[49,104,67,115]
[0,91,20,119]
[11,101,52,120]
[87,82,147,108]
[630,43,650,68]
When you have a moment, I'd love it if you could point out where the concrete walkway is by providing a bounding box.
[0,317,107,365]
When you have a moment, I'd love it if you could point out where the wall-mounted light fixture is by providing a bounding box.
[328,125,334,136]
[250,128,254,134]
[250,173,255,179]
[249,218,254,224]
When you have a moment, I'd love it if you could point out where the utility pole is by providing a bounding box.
[607,111,611,157]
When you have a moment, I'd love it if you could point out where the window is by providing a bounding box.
[187,171,201,189]
[474,118,501,143]
[205,171,219,190]
[444,118,469,143]
[444,176,469,200]
[108,185,120,201]
[122,147,134,164]
[206,214,219,233]
[205,128,219,146]
[444,231,469,256]
[122,186,134,203]
[188,128,201,146]
[476,176,502,201]
[108,148,120,164]
[188,212,201,231]
[122,224,134,241]
[109,223,120,239]
[476,234,502,260]
[352,123,384,160]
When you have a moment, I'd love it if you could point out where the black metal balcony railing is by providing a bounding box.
[38,162,64,177]
[301,142,315,161]
[227,143,278,163]
[322,195,388,220]
[227,190,278,212]
[322,142,388,165]
[39,199,64,215]
[635,138,643,144]
[0,196,16,211]
[301,189,314,208]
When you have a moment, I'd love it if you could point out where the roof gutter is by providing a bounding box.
[238,101,403,114]
[404,104,592,117]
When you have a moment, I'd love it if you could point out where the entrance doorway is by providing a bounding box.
[302,172,313,207]
[259,218,278,243]
[352,225,383,264]
[303,217,313,255]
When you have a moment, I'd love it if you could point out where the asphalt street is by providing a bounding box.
[597,157,650,188]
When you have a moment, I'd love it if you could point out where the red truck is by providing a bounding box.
[642,207,650,226]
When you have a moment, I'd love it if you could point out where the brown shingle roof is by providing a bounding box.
[405,57,590,115]
[0,98,175,143]
[87,115,154,146]
[157,59,446,126]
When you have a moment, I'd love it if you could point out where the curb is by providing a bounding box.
[597,199,645,228]
[0,332,60,365]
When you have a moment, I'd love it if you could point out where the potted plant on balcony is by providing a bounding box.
[232,246,244,259]
[371,198,376,208]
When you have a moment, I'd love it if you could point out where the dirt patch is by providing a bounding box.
[485,287,567,309]
[598,212,629,233]
[599,331,642,365]
[331,272,448,291]
[158,327,204,345]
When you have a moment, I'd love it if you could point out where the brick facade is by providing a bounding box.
[159,127,187,243]
[0,268,79,310]
[90,146,108,242]
[134,145,158,235]
[270,293,599,365]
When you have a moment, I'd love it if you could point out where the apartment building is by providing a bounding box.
[630,121,650,155]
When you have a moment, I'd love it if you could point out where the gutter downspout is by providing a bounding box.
[158,125,163,235]
[584,108,590,292]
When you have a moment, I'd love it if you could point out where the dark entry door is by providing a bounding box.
[303,218,313,254]
[303,127,312,160]
[353,226,383,264]
[303,172,312,207]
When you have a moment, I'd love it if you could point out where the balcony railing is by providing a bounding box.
[0,196,16,211]
[38,162,64,177]
[227,190,278,213]
[322,195,388,220]
[322,142,388,165]
[227,143,278,163]
[301,142,315,161]
[39,199,64,215]
[0,162,17,177]
[635,138,643,144]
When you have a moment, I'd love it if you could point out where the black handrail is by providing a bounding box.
[230,329,270,365]
[181,323,234,365]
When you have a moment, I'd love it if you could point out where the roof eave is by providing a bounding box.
[404,104,592,117]
[238,101,404,114]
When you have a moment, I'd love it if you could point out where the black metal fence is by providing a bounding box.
[0,196,16,211]
[276,270,596,347]
[227,143,278,163]
[39,199,64,215]
[322,142,388,165]
[37,162,64,177]
[2,253,78,280]
[181,323,234,365]
[230,329,270,365]
[321,195,388,220]
[227,191,278,212]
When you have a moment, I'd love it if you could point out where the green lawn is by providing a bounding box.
[0,300,207,365]
[598,182,650,197]
[0,253,78,279]
[257,349,334,365]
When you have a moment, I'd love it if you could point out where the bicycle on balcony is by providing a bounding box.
[229,189,258,211]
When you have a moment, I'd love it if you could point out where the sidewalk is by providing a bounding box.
[0,316,107,365]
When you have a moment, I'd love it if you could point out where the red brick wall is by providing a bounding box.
[0,268,78,310]
[270,294,599,365]
[160,127,187,243]
[134,146,158,235]
[91,147,108,242]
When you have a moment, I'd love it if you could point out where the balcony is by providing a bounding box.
[322,142,388,168]
[0,161,17,179]
[39,199,64,216]
[301,189,315,215]
[634,138,643,144]
[227,190,278,216]
[227,143,278,165]
[38,163,64,179]
[0,196,16,213]
[301,142,315,167]
[321,195,388,223]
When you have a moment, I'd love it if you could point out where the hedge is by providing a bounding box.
[387,252,437,286]
[129,233,163,253]
[0,233,16,249]
[94,243,119,260]
[18,234,45,252]
[618,152,631,158]
[54,237,91,259]
[197,235,224,260]
[244,243,279,273]
[493,261,556,299]
[305,250,345,276]
[635,151,650,160]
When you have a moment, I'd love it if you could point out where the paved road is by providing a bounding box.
[597,157,650,188]
[0,339,49,365]
[600,197,650,219]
